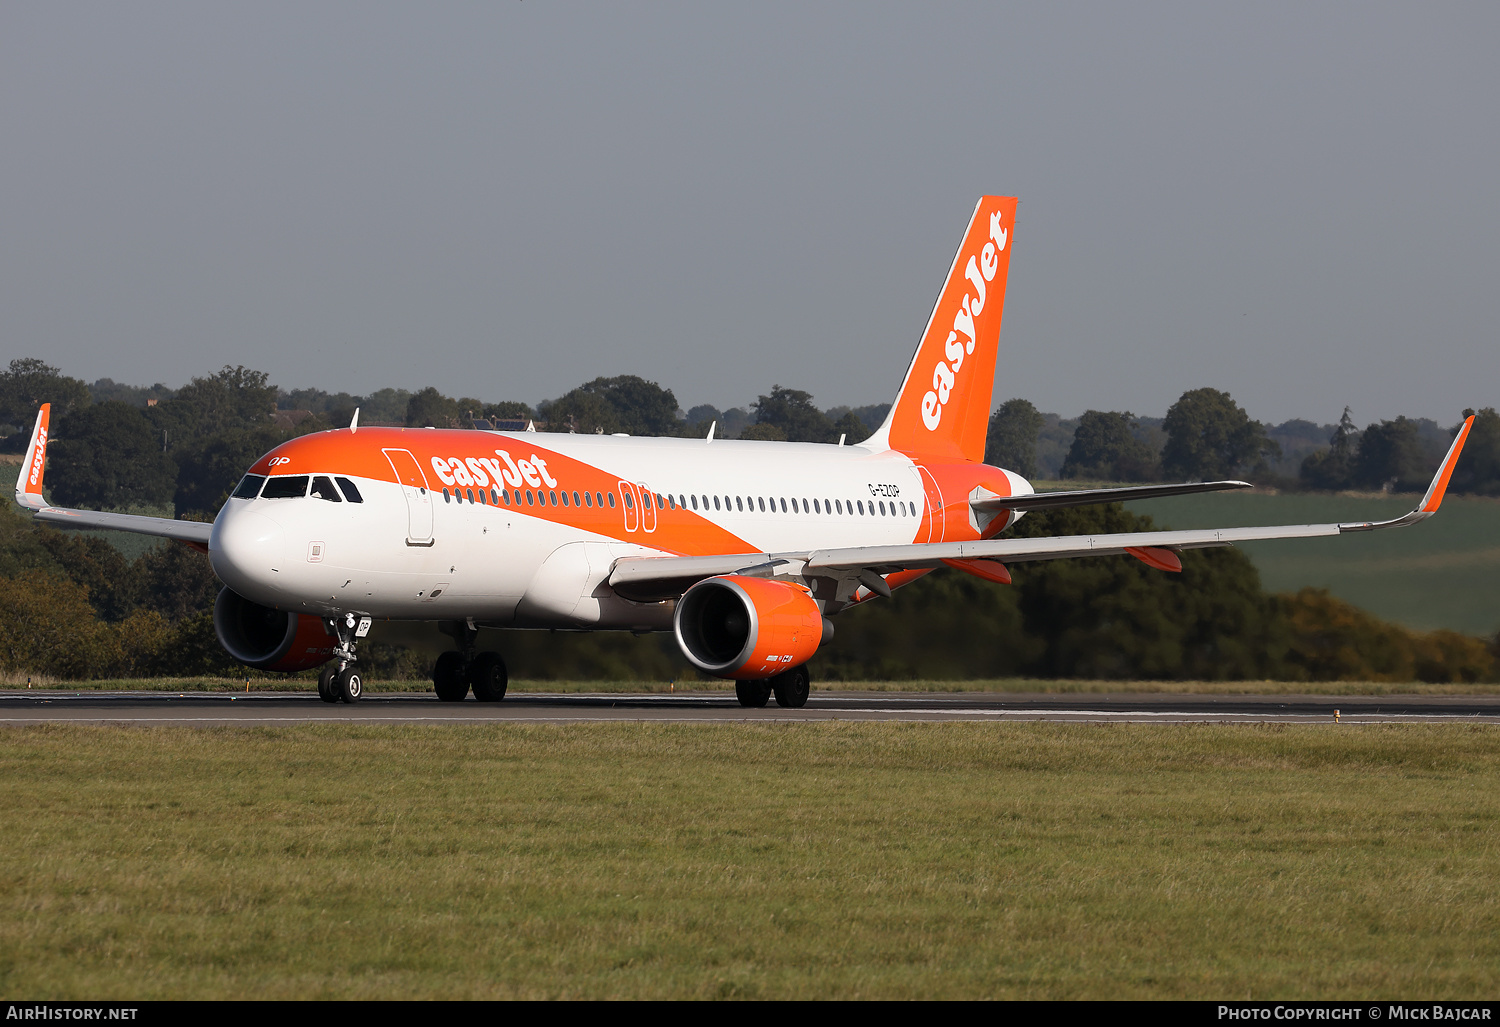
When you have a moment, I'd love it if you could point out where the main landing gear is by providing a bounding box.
[317,612,368,704]
[433,620,508,702]
[433,651,509,702]
[735,664,811,709]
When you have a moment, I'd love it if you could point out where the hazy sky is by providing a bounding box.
[2,3,1495,424]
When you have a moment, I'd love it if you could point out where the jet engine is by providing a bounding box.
[673,575,824,679]
[213,587,337,672]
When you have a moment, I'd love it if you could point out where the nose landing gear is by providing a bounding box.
[317,613,369,704]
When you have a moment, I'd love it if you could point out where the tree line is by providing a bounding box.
[987,389,1500,494]
[0,359,891,519]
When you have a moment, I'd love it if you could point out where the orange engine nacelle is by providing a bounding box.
[213,587,339,672]
[674,575,823,679]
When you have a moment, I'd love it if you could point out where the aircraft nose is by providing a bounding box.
[210,508,286,601]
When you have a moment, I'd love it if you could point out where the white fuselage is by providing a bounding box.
[208,431,1023,630]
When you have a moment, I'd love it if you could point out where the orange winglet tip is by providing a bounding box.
[1419,414,1474,514]
[1125,546,1183,573]
[942,557,1013,585]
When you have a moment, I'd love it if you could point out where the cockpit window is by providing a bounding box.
[335,477,364,503]
[261,475,310,499]
[310,476,342,502]
[232,474,266,499]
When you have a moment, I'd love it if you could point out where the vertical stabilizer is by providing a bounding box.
[865,196,1016,462]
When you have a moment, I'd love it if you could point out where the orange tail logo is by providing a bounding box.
[871,196,1016,463]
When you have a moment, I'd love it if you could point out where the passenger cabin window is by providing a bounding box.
[335,477,363,503]
[607,493,616,508]
[310,476,342,502]
[262,475,310,499]
[232,474,266,499]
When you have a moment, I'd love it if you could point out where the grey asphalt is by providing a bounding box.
[1,690,1498,725]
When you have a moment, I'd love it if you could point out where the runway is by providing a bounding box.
[2,690,1499,725]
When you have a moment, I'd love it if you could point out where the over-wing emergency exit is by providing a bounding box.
[13,197,1476,708]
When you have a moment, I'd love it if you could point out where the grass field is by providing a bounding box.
[1124,491,1500,636]
[2,722,1498,999]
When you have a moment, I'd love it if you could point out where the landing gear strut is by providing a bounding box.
[433,620,508,702]
[318,613,367,704]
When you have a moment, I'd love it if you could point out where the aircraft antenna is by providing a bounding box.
[350,408,360,434]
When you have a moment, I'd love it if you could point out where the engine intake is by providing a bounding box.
[674,575,823,679]
[213,587,337,672]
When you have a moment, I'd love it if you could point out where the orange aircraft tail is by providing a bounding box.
[866,196,1017,463]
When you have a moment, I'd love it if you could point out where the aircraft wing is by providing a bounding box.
[610,415,1475,601]
[13,404,213,548]
[972,479,1251,513]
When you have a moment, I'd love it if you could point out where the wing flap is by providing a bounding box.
[973,479,1252,513]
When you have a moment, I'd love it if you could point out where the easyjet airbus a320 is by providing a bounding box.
[14,197,1475,707]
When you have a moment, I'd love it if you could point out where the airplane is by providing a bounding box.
[12,196,1475,708]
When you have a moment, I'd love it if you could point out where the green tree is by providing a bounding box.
[736,422,787,442]
[829,410,870,445]
[151,366,277,441]
[484,401,535,422]
[1354,416,1427,491]
[49,402,177,510]
[136,543,222,623]
[1451,407,1500,496]
[1299,407,1358,490]
[1162,387,1278,481]
[33,528,140,623]
[752,385,833,443]
[816,502,1287,681]
[0,573,115,678]
[0,358,91,437]
[174,426,283,518]
[1059,411,1159,481]
[541,376,681,436]
[985,398,1045,475]
[406,387,463,428]
[360,388,412,424]
[1008,504,1287,679]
